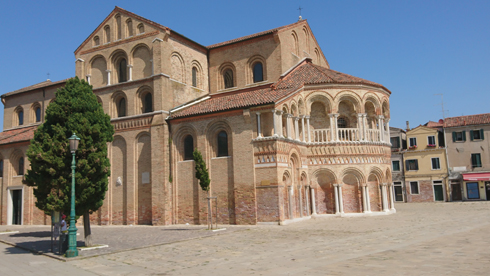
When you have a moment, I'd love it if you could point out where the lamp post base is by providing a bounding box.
[66,226,78,257]
[65,248,78,258]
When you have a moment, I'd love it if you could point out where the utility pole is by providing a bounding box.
[435,94,451,202]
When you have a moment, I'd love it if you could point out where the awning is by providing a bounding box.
[463,173,490,181]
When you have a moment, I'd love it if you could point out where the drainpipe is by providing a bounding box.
[442,124,451,202]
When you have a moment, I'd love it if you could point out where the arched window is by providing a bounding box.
[0,159,3,177]
[115,15,122,40]
[184,135,194,161]
[144,93,153,113]
[35,107,41,122]
[138,23,145,34]
[224,69,234,89]
[94,36,100,46]
[126,19,133,37]
[18,110,24,126]
[337,117,348,128]
[217,131,228,157]
[117,98,126,117]
[253,62,263,83]
[104,25,111,43]
[118,58,127,83]
[18,157,24,176]
[192,67,198,87]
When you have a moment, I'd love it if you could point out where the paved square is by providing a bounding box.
[68,202,490,275]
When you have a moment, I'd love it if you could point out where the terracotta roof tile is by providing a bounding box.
[442,113,490,128]
[170,60,390,119]
[0,125,37,145]
[425,120,443,128]
[3,79,68,98]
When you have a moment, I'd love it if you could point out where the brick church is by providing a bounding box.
[0,7,394,226]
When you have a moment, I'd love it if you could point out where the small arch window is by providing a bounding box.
[93,36,100,46]
[117,98,126,117]
[224,69,234,89]
[217,131,228,157]
[184,135,194,161]
[126,19,133,37]
[18,157,24,176]
[115,15,122,40]
[253,62,263,83]
[35,107,41,122]
[18,110,24,126]
[104,25,111,43]
[118,58,127,83]
[0,159,3,177]
[192,67,198,87]
[144,93,153,113]
[137,23,145,34]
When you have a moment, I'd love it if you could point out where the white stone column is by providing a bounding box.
[378,115,385,142]
[333,113,340,142]
[299,186,303,218]
[305,186,310,215]
[150,59,154,75]
[338,184,344,214]
[272,110,278,137]
[381,183,389,212]
[86,75,91,85]
[385,120,390,144]
[306,116,311,143]
[106,70,111,85]
[301,116,306,142]
[328,114,335,142]
[294,117,300,141]
[366,185,371,212]
[256,112,262,138]
[278,111,284,138]
[127,64,133,81]
[311,188,317,214]
[333,184,339,214]
[389,183,396,210]
[362,114,368,141]
[362,184,368,213]
[288,186,293,219]
[357,113,363,142]
[286,114,292,139]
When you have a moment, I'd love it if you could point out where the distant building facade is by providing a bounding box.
[390,127,406,202]
[0,7,394,226]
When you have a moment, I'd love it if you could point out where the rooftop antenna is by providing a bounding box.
[47,72,50,81]
[434,93,448,120]
[298,6,303,21]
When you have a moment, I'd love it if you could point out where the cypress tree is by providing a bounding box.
[25,77,114,246]
[193,149,210,192]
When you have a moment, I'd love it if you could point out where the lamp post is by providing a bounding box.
[66,133,80,258]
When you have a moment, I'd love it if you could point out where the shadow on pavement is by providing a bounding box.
[9,231,52,238]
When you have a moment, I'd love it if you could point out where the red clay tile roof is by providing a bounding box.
[425,120,443,128]
[0,125,37,145]
[3,79,68,98]
[170,59,389,119]
[442,113,490,128]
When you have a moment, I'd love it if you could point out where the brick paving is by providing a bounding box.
[1,202,490,275]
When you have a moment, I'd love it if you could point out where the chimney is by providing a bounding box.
[406,121,410,131]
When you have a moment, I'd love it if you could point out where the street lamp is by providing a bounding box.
[66,133,80,258]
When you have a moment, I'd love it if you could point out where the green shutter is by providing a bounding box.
[470,130,474,141]
[481,129,484,140]
[405,160,409,170]
[477,154,482,167]
[414,159,419,170]
[462,131,466,141]
[452,132,456,142]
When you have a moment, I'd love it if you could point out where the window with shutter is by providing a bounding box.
[471,153,482,168]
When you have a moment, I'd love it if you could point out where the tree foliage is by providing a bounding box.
[193,149,210,192]
[25,77,114,217]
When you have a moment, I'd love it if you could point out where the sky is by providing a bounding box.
[1,0,489,130]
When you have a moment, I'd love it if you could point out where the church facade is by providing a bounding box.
[0,7,394,226]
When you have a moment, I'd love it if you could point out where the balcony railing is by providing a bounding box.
[312,129,331,143]
[310,128,385,144]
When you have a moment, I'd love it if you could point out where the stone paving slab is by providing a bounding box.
[0,224,248,260]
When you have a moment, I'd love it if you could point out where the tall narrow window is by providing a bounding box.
[94,36,100,46]
[126,19,133,37]
[116,15,122,40]
[253,62,263,83]
[184,135,194,161]
[224,69,234,89]
[117,98,126,117]
[192,67,198,87]
[144,93,153,113]
[217,131,228,157]
[104,25,111,43]
[0,159,3,177]
[118,58,127,83]
[471,153,482,168]
[18,110,24,126]
[18,157,24,176]
[35,107,41,122]
[138,23,145,34]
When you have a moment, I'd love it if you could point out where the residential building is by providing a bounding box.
[0,7,394,226]
[439,114,490,201]
[403,125,448,202]
[390,127,406,202]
